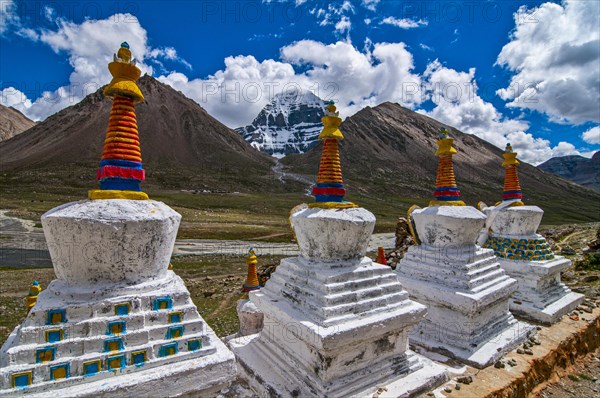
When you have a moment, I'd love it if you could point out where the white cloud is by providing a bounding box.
[582,126,600,145]
[312,1,354,36]
[380,16,428,29]
[0,0,18,35]
[159,40,422,128]
[2,13,191,121]
[0,86,32,112]
[364,18,371,25]
[361,0,381,12]
[418,60,581,165]
[496,0,600,124]
[158,55,298,128]
[334,16,351,35]
[419,43,434,51]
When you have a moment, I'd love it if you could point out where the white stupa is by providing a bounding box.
[0,43,235,397]
[229,103,448,397]
[479,144,584,324]
[396,128,534,368]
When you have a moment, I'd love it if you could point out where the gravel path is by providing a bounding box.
[0,210,396,266]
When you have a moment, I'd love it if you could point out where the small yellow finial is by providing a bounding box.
[243,248,260,293]
[25,280,41,310]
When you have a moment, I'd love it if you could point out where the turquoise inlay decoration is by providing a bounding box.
[484,236,555,261]
[12,371,32,388]
[114,303,130,316]
[45,329,63,343]
[153,296,172,311]
[187,338,202,351]
[83,360,101,376]
[107,354,125,370]
[104,337,124,352]
[35,346,56,363]
[159,342,178,357]
[168,311,182,323]
[49,363,70,380]
[46,309,67,325]
[107,320,126,335]
[131,350,147,366]
[166,325,184,339]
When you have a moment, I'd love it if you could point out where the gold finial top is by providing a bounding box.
[435,126,457,156]
[103,42,144,103]
[319,101,343,140]
[502,143,519,166]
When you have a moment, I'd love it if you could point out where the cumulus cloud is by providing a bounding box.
[2,13,191,121]
[496,0,600,124]
[159,40,422,127]
[419,60,580,165]
[380,16,428,29]
[582,126,600,145]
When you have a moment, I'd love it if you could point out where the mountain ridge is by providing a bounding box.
[282,102,600,221]
[538,153,600,191]
[0,75,275,192]
[0,105,36,142]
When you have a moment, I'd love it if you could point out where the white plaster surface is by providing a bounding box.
[231,334,448,398]
[236,299,264,337]
[42,200,181,286]
[483,205,543,237]
[291,207,375,262]
[499,256,584,324]
[412,206,486,247]
[397,207,534,368]
[232,208,448,396]
[0,200,236,396]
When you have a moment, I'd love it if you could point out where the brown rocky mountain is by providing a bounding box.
[0,105,36,142]
[282,102,600,223]
[0,76,274,192]
[538,153,600,191]
[1,80,598,223]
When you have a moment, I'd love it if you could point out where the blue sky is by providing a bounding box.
[1,0,599,164]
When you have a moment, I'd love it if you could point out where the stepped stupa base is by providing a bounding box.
[397,244,535,368]
[231,334,447,398]
[0,344,233,398]
[499,257,584,325]
[228,256,449,397]
[0,271,235,397]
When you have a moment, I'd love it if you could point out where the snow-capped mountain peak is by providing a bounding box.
[235,91,326,158]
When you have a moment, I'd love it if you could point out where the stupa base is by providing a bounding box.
[231,334,447,398]
[409,319,532,368]
[397,245,535,368]
[0,271,236,397]
[0,344,234,398]
[499,257,584,325]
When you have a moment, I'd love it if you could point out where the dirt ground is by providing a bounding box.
[533,350,600,397]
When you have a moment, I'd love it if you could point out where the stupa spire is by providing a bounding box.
[88,42,148,200]
[310,102,357,209]
[431,126,465,206]
[501,143,524,205]
[243,248,260,293]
